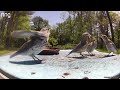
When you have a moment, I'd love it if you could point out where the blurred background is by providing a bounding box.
[0,11,120,55]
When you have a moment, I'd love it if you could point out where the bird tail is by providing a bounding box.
[10,52,18,59]
[65,51,73,57]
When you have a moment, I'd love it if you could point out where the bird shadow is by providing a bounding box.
[99,55,116,58]
[84,54,95,56]
[67,56,87,59]
[9,60,43,65]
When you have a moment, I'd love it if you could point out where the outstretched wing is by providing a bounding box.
[10,35,47,58]
[11,30,45,38]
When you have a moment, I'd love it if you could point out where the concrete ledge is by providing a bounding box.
[0,50,120,79]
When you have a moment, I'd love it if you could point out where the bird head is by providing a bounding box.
[40,28,50,34]
[83,32,92,43]
[40,27,51,41]
[100,34,108,42]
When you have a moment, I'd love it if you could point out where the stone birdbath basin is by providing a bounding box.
[0,50,120,79]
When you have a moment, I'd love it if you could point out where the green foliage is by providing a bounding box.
[54,11,97,45]
[0,11,120,52]
[0,48,18,56]
[32,16,50,30]
[0,11,34,49]
[54,44,76,50]
[97,48,120,54]
[118,49,120,54]
[16,15,31,30]
[96,49,109,53]
[48,37,58,46]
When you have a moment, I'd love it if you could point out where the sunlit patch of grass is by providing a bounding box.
[117,49,120,54]
[96,49,120,54]
[96,49,109,53]
[54,44,76,50]
[0,48,18,56]
[0,50,13,55]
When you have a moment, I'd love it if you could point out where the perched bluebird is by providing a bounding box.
[10,28,50,63]
[66,32,91,57]
[86,37,97,56]
[100,34,117,56]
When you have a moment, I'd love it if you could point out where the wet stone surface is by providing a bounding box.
[0,50,120,79]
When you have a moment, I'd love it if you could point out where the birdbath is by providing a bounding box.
[0,50,120,79]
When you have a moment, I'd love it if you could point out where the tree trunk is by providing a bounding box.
[118,21,120,48]
[106,11,114,42]
[105,24,109,37]
[5,11,15,48]
[118,34,120,48]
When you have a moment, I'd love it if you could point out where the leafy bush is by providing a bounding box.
[54,44,76,50]
[48,37,58,46]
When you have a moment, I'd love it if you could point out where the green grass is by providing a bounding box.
[54,44,76,50]
[0,48,18,56]
[53,44,120,54]
[96,49,109,53]
[96,48,120,54]
[0,45,120,56]
[117,49,120,54]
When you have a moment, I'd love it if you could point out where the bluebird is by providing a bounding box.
[86,37,97,56]
[66,32,91,57]
[11,27,50,42]
[100,34,117,56]
[10,28,50,63]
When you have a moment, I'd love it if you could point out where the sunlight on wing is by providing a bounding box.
[11,30,45,38]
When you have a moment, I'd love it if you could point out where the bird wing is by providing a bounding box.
[72,42,86,52]
[10,36,47,58]
[11,30,45,39]
[10,40,33,58]
[66,42,87,57]
[66,34,90,56]
[109,42,117,51]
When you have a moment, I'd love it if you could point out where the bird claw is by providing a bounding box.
[90,54,95,56]
[34,60,46,64]
[82,55,87,58]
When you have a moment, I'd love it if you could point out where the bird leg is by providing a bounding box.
[107,52,111,56]
[31,55,42,64]
[33,55,41,60]
[31,55,39,62]
[88,52,91,56]
[90,52,95,56]
[80,53,86,57]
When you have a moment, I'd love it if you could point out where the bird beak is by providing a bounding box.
[99,34,103,38]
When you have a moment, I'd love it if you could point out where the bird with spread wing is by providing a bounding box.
[10,28,50,63]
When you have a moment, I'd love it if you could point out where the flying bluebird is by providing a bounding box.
[10,28,50,63]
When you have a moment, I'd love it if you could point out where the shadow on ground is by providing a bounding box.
[67,56,87,59]
[9,60,43,65]
[99,55,116,58]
